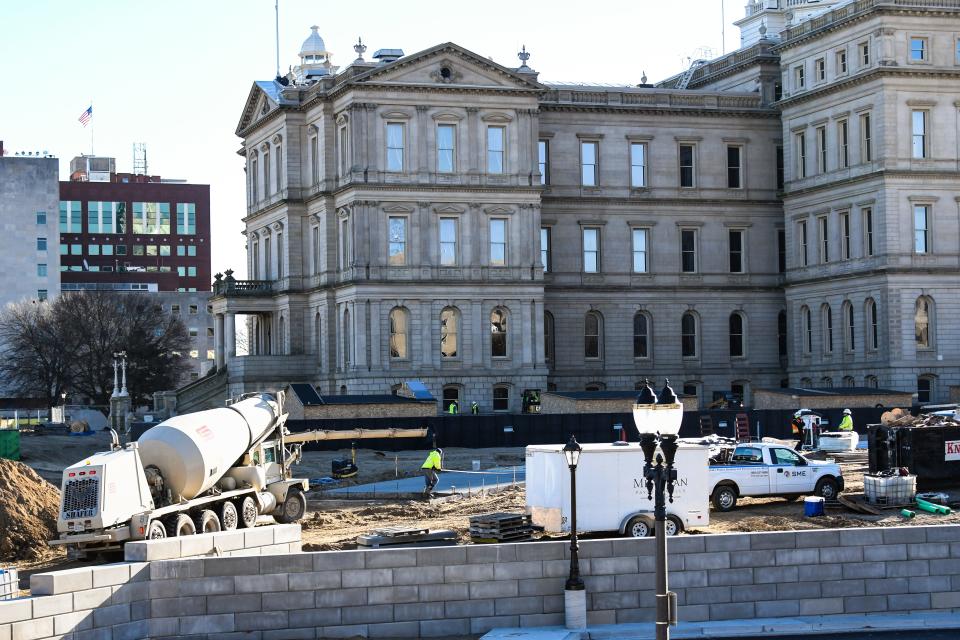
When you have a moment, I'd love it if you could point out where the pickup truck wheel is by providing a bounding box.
[172,514,196,536]
[194,509,221,534]
[665,515,684,536]
[276,489,307,524]
[626,516,651,538]
[815,477,840,501]
[220,501,239,531]
[146,520,167,539]
[237,496,258,529]
[712,485,738,512]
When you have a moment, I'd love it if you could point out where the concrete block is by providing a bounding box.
[130,599,149,621]
[179,532,218,557]
[471,615,519,634]
[72,586,112,611]
[587,610,617,626]
[677,605,710,622]
[864,544,907,562]
[705,534,751,552]
[888,593,931,610]
[577,540,614,558]
[234,611,287,631]
[820,546,863,563]
[210,632,262,640]
[775,548,819,566]
[148,617,179,637]
[235,573,288,593]
[798,563,842,582]
[243,526,275,549]
[518,577,565,597]
[53,610,93,635]
[0,624,8,640]
[519,612,565,627]
[776,581,821,599]
[709,602,755,621]
[180,613,235,635]
[883,527,925,544]
[844,595,888,613]
[926,526,960,542]
[149,558,203,580]
[10,617,53,640]
[394,602,445,621]
[515,542,565,561]
[151,596,206,618]
[588,556,636,575]
[668,570,708,588]
[126,562,149,582]
[795,530,840,548]
[493,561,544,580]
[542,594,564,614]
[179,576,235,596]
[205,593,261,615]
[342,604,394,624]
[368,621,420,638]
[204,557,262,577]
[929,558,960,576]
[364,549,418,569]
[392,566,443,586]
[263,628,313,640]
[799,598,845,615]
[287,570,341,590]
[147,579,178,599]
[931,591,960,608]
[317,625,369,639]
[614,573,657,591]
[342,568,393,588]
[72,628,113,640]
[665,536,705,554]
[443,563,494,583]
[543,559,580,578]
[444,598,495,618]
[289,607,342,627]
[495,595,544,616]
[273,524,301,544]
[419,618,470,637]
[839,529,884,546]
[707,568,754,586]
[610,538,652,557]
[685,586,732,605]
[750,532,797,550]
[592,591,639,610]
[315,587,368,608]
[92,603,130,627]
[730,550,776,568]
[110,581,148,604]
[732,585,774,601]
[467,544,518,564]
[415,546,466,566]
[756,565,798,584]
[125,538,181,562]
[89,563,131,588]
[684,552,731,570]
[822,579,866,597]
[755,600,800,617]
[210,529,246,552]
[112,620,148,640]
[418,583,468,602]
[583,574,615,593]
[884,561,929,578]
[367,585,419,605]
[262,589,315,611]
[30,567,93,595]
[866,577,909,595]
[842,562,886,579]
[908,575,952,593]
[908,543,951,560]
[259,554,312,575]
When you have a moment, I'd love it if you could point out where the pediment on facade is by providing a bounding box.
[352,43,542,92]
[236,81,282,135]
[433,204,465,214]
[484,206,515,215]
[382,204,416,213]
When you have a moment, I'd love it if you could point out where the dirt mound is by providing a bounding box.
[0,458,62,560]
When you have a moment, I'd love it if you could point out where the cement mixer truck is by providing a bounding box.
[49,392,427,554]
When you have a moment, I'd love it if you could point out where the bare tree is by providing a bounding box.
[0,300,75,409]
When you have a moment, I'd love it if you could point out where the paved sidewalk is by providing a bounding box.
[481,611,960,639]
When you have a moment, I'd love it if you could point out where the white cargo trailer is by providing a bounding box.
[525,442,710,537]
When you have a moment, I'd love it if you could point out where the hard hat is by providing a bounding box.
[794,411,803,418]
[435,447,443,454]
[843,408,852,415]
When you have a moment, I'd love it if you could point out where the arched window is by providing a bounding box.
[441,307,459,358]
[278,316,285,355]
[250,153,259,203]
[633,312,649,359]
[778,311,787,358]
[843,301,855,352]
[493,385,510,412]
[342,307,351,367]
[864,375,878,388]
[821,376,833,388]
[544,311,555,363]
[681,312,698,358]
[822,304,833,353]
[491,308,508,358]
[274,139,282,193]
[315,312,322,362]
[865,298,878,351]
[800,377,813,387]
[442,386,460,412]
[918,375,936,403]
[263,147,271,196]
[584,311,603,359]
[729,312,745,358]
[801,306,812,354]
[915,296,933,350]
[842,376,855,387]
[389,307,408,359]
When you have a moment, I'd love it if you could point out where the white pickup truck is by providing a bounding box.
[709,443,843,512]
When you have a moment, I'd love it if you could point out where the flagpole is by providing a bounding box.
[90,100,94,155]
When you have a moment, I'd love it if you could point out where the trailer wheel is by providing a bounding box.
[237,496,258,529]
[220,501,239,531]
[665,515,684,536]
[194,509,221,534]
[626,516,652,538]
[172,514,196,536]
[711,484,738,512]
[815,477,840,501]
[146,520,167,540]
[276,489,307,524]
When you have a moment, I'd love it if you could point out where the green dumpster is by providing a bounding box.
[0,429,20,461]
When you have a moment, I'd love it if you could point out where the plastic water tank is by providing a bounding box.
[138,395,278,500]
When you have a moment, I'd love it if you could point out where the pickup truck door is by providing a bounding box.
[727,445,772,495]
[769,447,814,494]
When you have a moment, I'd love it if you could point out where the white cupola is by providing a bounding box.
[294,26,338,83]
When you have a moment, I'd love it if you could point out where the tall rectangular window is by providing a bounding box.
[816,126,827,174]
[777,229,786,273]
[59,201,81,233]
[729,230,744,273]
[679,144,695,187]
[36,211,46,225]
[386,123,404,171]
[581,141,598,186]
[37,237,47,251]
[819,216,829,263]
[796,133,806,179]
[776,145,784,190]
[911,37,927,61]
[863,207,874,256]
[840,211,851,260]
[912,110,927,158]
[914,204,929,253]
[540,227,551,272]
[582,228,600,273]
[437,124,456,173]
[860,112,872,162]
[630,143,646,188]
[37,264,47,277]
[439,218,457,266]
[310,135,319,184]
[815,58,825,82]
[794,65,805,89]
[311,226,320,274]
[727,146,742,189]
[338,126,349,175]
[487,126,505,174]
[177,203,196,235]
[132,203,170,234]
[681,229,697,273]
[538,140,549,185]
[836,49,847,74]
[859,41,870,67]
[838,120,849,168]
[632,228,648,273]
[387,216,406,265]
[799,221,809,267]
[490,219,506,266]
[263,150,270,195]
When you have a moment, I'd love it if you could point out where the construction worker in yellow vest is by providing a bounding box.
[421,447,443,496]
[838,409,854,431]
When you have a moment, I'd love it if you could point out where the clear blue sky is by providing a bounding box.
[0,0,746,278]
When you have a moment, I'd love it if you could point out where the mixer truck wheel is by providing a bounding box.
[276,489,307,524]
[220,501,239,531]
[194,510,221,534]
[172,514,196,536]
[237,496,259,529]
[146,520,167,540]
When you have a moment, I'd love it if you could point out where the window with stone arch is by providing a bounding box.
[865,298,878,351]
[800,377,813,387]
[821,303,834,354]
[842,376,855,387]
[491,307,508,358]
[918,374,936,403]
[633,311,650,359]
[342,307,351,367]
[842,301,855,352]
[440,307,459,359]
[729,312,746,358]
[681,311,698,359]
[314,312,322,364]
[544,311,555,363]
[584,311,603,360]
[389,307,409,359]
[278,315,285,355]
[777,310,788,358]
[915,296,934,350]
[801,306,812,355]
[864,375,878,388]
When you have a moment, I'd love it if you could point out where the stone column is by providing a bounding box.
[467,107,479,179]
[215,313,225,369]
[225,313,236,363]
[417,104,429,181]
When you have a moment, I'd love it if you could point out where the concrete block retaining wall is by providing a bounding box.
[1,524,959,639]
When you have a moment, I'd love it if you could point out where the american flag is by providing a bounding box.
[78,105,93,127]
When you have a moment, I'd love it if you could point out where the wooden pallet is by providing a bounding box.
[357,528,456,549]
[469,512,534,543]
[373,526,430,538]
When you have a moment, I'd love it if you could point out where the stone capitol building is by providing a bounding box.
[208,0,960,412]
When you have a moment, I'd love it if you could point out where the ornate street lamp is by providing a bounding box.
[633,379,684,640]
[562,434,585,630]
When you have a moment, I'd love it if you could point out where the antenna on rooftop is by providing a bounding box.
[133,142,147,175]
[274,0,281,81]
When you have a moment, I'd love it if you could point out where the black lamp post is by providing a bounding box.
[562,435,584,591]
[633,379,683,640]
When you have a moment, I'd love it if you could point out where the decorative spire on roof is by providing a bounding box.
[354,37,367,63]
[517,45,531,70]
